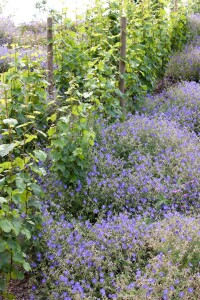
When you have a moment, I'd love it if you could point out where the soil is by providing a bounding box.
[7,274,31,300]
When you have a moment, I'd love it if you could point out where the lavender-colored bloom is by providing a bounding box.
[64,114,200,220]
[179,291,184,298]
[165,44,200,82]
[141,81,200,135]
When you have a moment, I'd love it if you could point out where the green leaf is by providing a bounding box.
[0,277,6,291]
[23,261,31,272]
[47,113,57,122]
[0,239,7,252]
[16,122,33,129]
[25,114,35,119]
[73,148,84,159]
[0,252,10,268]
[0,143,15,157]
[0,161,12,172]
[31,182,42,196]
[16,176,26,192]
[3,118,18,127]
[11,270,25,280]
[14,157,30,169]
[0,177,6,186]
[60,116,70,124]
[13,250,24,263]
[50,150,62,161]
[52,139,66,148]
[36,129,47,138]
[34,150,47,162]
[0,220,13,233]
[0,197,7,204]
[21,228,31,239]
[48,126,56,137]
[24,134,37,144]
[12,220,22,236]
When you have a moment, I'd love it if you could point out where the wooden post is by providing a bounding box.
[47,17,53,99]
[119,16,127,108]
[174,0,178,12]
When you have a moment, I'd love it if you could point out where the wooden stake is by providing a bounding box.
[119,16,127,108]
[174,0,178,12]
[47,17,53,99]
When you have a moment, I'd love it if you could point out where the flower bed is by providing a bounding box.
[140,81,200,134]
[51,115,200,220]
[31,211,200,299]
[165,45,200,82]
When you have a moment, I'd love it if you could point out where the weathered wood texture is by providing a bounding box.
[47,17,53,98]
[119,16,127,108]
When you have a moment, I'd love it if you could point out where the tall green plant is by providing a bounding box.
[0,49,48,297]
[53,0,190,113]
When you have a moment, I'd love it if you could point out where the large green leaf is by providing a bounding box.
[3,118,18,127]
[0,239,7,252]
[0,197,7,204]
[23,261,31,272]
[33,150,47,162]
[21,228,31,240]
[16,176,26,193]
[0,144,15,157]
[0,220,13,233]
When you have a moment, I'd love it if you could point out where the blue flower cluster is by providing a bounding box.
[165,44,200,82]
[60,114,200,220]
[141,81,200,134]
[30,210,200,299]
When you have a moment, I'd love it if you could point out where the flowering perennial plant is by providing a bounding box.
[31,211,200,299]
[60,115,200,220]
[0,45,11,72]
[0,17,16,46]
[0,46,46,74]
[17,21,46,46]
[140,81,200,134]
[165,45,200,82]
[188,13,200,37]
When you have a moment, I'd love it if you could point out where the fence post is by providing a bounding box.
[174,0,178,12]
[47,16,53,99]
[119,16,127,108]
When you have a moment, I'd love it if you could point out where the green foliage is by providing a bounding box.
[48,101,96,183]
[48,0,192,184]
[0,1,195,296]
[0,51,48,295]
[170,9,190,51]
[53,0,190,113]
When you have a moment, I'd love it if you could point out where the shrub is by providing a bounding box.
[0,45,11,72]
[140,81,200,134]
[189,35,200,47]
[31,211,200,299]
[17,21,46,46]
[165,45,200,82]
[188,13,200,37]
[0,17,16,46]
[0,45,46,74]
[54,115,200,220]
[118,213,200,300]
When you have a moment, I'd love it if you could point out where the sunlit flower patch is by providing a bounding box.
[141,81,200,134]
[165,45,200,82]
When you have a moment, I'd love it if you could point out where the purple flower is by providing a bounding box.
[100,288,106,296]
